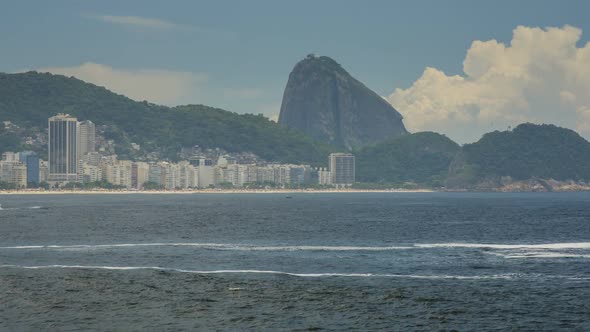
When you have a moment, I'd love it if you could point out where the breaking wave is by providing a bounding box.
[0,243,415,251]
[0,264,531,280]
[0,204,44,211]
[414,242,590,250]
[1,242,589,253]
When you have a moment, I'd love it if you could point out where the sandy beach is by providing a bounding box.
[0,188,435,195]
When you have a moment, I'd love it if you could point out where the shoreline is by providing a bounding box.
[0,189,435,195]
[1,189,589,195]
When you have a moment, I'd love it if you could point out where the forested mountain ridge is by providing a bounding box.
[355,132,460,187]
[0,71,334,164]
[446,123,590,189]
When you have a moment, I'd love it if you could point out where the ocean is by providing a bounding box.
[1,192,589,331]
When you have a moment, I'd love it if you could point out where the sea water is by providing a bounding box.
[0,192,589,330]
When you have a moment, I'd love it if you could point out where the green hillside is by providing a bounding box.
[0,72,334,164]
[356,132,460,186]
[447,123,590,187]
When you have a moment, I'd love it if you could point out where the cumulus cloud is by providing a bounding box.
[90,15,184,30]
[38,62,206,105]
[388,25,590,143]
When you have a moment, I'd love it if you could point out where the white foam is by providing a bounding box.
[0,205,43,211]
[0,243,414,251]
[2,242,590,253]
[0,264,520,280]
[415,242,590,250]
[488,251,590,259]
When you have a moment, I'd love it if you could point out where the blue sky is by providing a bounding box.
[2,0,590,142]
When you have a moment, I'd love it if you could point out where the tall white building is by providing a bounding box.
[329,153,355,187]
[190,158,214,188]
[48,114,78,182]
[39,160,49,183]
[11,163,27,188]
[148,163,162,187]
[132,162,150,189]
[80,164,101,183]
[0,160,27,188]
[104,160,133,188]
[77,120,96,160]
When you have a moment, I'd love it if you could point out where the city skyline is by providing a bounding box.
[1,113,353,190]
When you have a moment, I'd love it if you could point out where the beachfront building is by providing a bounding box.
[48,114,78,182]
[178,161,199,189]
[80,164,102,183]
[1,153,25,188]
[131,162,150,189]
[318,167,332,186]
[189,158,215,188]
[10,162,27,188]
[77,120,96,160]
[39,160,49,183]
[329,153,355,187]
[211,163,313,188]
[19,151,39,185]
[0,159,27,188]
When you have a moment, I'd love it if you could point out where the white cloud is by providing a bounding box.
[38,62,206,105]
[388,25,590,143]
[90,15,184,30]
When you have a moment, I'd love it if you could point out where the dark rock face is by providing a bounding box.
[278,55,408,149]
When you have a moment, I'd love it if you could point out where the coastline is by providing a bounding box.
[0,188,436,195]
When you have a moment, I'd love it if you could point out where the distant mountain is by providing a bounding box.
[278,55,407,149]
[0,71,334,164]
[356,132,460,187]
[447,123,590,189]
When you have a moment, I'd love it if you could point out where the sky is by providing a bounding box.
[2,0,590,143]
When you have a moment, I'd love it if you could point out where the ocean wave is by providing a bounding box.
[0,243,415,251]
[0,264,527,280]
[414,242,590,250]
[0,204,43,211]
[486,251,590,259]
[2,242,590,252]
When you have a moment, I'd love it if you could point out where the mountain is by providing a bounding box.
[278,55,407,149]
[447,123,590,189]
[356,132,460,187]
[0,71,334,164]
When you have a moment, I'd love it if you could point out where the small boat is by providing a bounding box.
[285,196,293,199]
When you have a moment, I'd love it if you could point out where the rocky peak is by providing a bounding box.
[278,55,407,149]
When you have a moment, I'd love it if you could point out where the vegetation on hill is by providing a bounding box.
[447,123,590,187]
[355,132,460,187]
[0,126,21,155]
[0,72,335,164]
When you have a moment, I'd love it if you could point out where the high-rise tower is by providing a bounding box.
[329,153,355,186]
[77,120,96,159]
[48,114,78,182]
